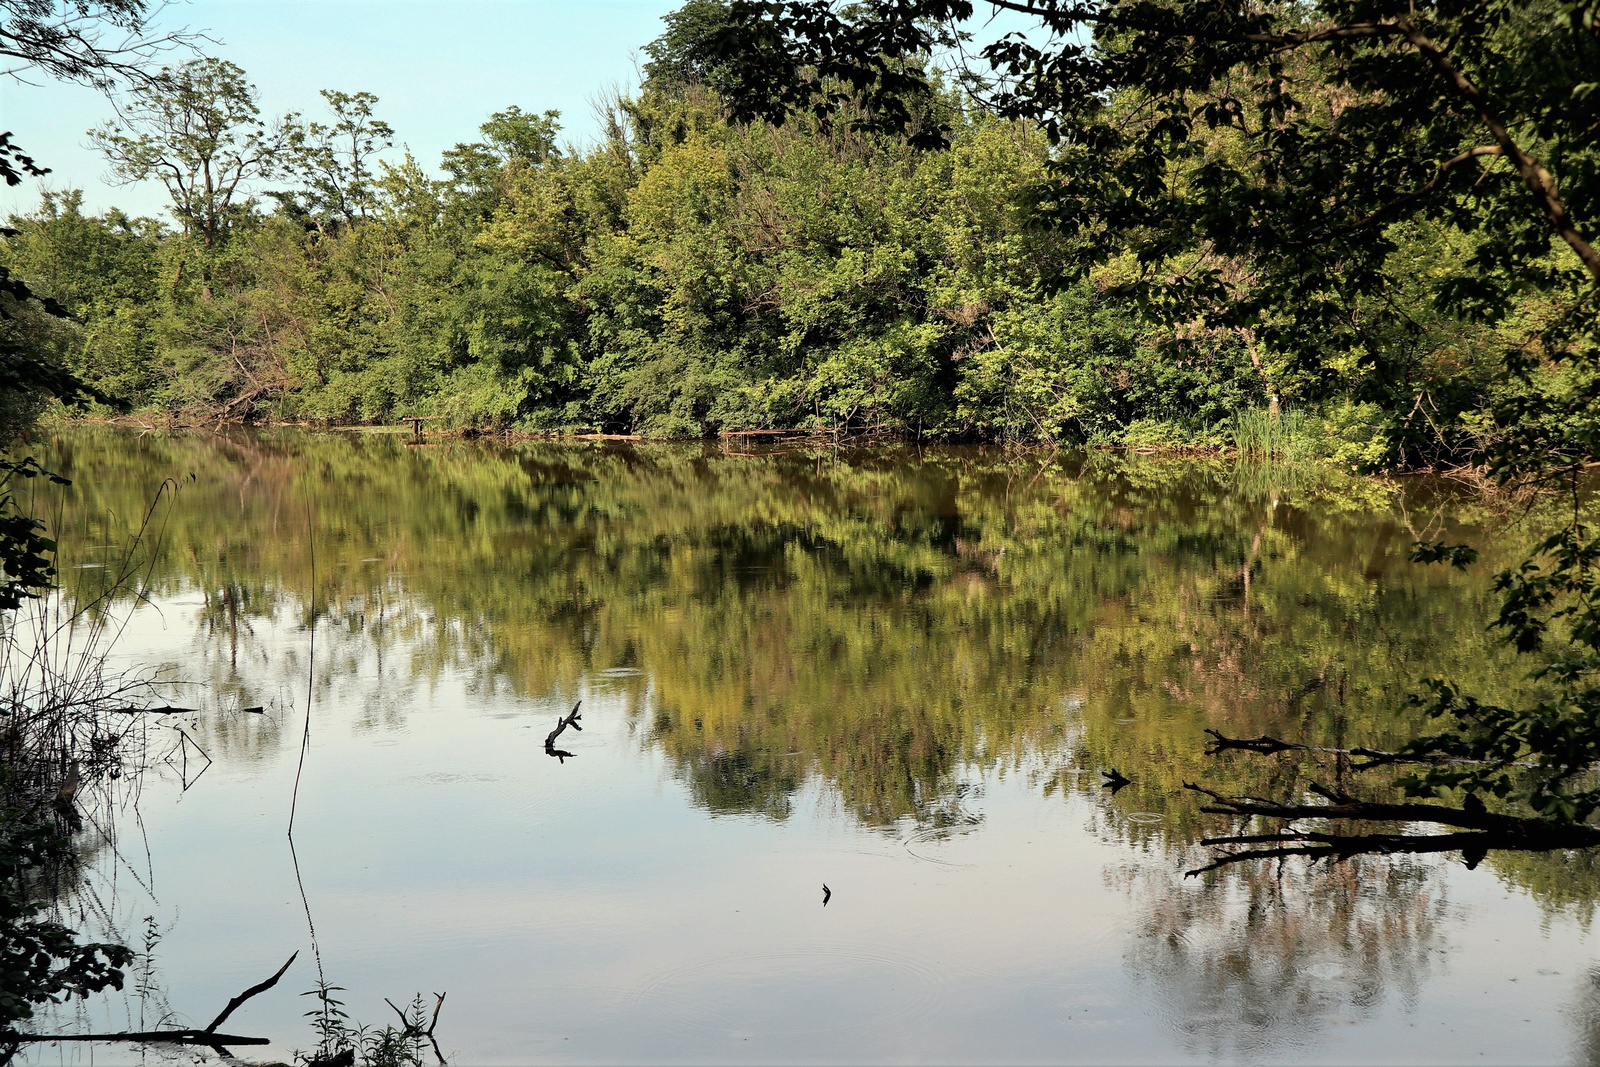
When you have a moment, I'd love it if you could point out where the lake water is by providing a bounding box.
[20,427,1600,1064]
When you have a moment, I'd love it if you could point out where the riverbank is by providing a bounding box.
[49,409,1440,473]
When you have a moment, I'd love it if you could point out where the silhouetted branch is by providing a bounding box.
[1183,781,1600,875]
[1201,728,1535,769]
[1185,827,1585,876]
[3,1028,268,1046]
[545,702,582,761]
[110,705,200,715]
[205,951,296,1033]
[7,951,297,1050]
[384,990,447,1064]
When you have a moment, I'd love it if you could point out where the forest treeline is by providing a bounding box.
[0,1,1578,463]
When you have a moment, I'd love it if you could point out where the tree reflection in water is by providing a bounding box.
[1121,857,1448,1060]
[31,426,1598,1055]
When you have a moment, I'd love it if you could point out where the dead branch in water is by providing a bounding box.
[6,951,298,1050]
[5,1027,269,1046]
[545,702,582,762]
[205,950,297,1034]
[384,990,448,1064]
[1183,780,1600,876]
[1202,728,1536,768]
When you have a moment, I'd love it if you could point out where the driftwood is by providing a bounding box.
[10,1028,268,1046]
[1184,780,1600,876]
[5,951,296,1051]
[545,702,582,762]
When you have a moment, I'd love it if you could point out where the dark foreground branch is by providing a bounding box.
[1184,828,1581,876]
[385,990,448,1064]
[5,1028,269,1046]
[206,950,297,1033]
[5,951,297,1050]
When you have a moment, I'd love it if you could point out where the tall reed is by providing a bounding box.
[1231,407,1320,461]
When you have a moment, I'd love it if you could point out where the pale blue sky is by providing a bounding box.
[1,0,684,218]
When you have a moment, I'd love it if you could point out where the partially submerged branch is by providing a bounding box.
[1183,781,1600,876]
[6,951,297,1050]
[1201,728,1534,769]
[8,1027,268,1047]
[545,702,582,762]
[204,950,296,1035]
[384,990,448,1065]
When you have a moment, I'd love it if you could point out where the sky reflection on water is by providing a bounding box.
[21,428,1600,1064]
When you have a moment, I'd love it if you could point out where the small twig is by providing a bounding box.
[1101,768,1131,793]
[385,997,411,1030]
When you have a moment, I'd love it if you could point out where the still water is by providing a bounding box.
[23,427,1600,1063]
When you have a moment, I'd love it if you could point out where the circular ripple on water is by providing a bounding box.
[1126,812,1165,824]
[903,824,978,868]
[1303,961,1345,981]
[627,947,952,1036]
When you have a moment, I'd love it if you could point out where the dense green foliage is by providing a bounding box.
[696,0,1600,831]
[4,0,1583,460]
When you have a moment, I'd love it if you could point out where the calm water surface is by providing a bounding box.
[22,427,1600,1064]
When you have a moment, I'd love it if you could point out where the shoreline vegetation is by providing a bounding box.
[6,1,1580,473]
[47,413,1517,484]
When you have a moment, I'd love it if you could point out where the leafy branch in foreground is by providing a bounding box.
[1399,514,1600,821]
